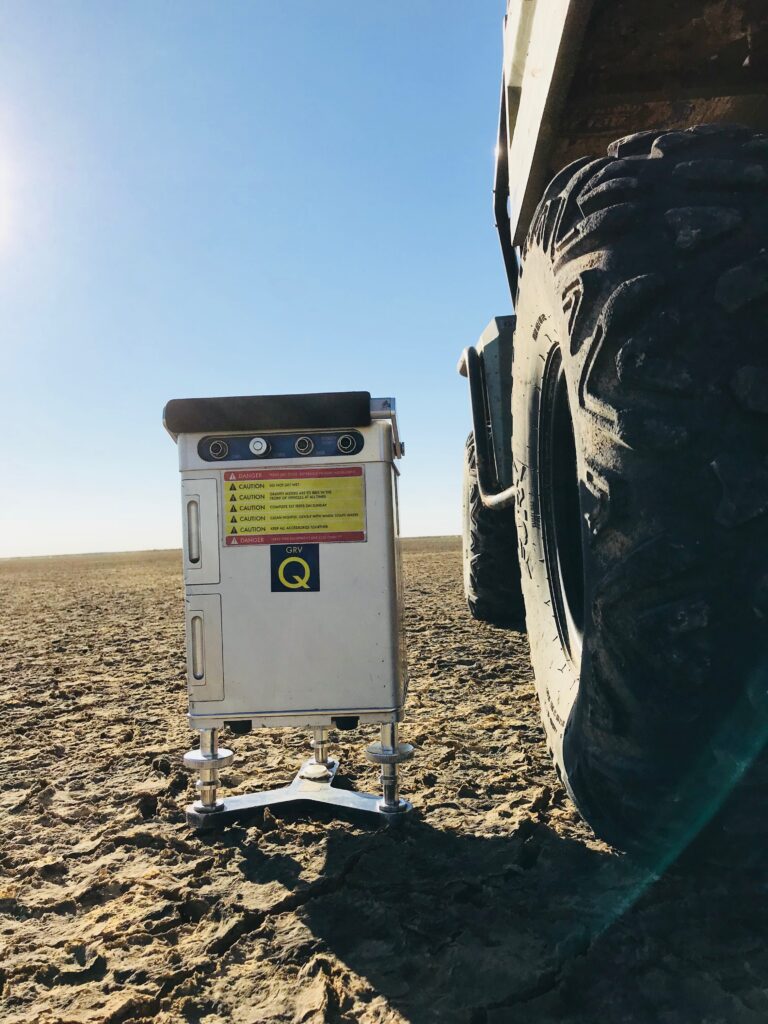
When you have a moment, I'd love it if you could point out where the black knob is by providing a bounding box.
[209,439,229,460]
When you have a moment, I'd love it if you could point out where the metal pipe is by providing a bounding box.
[312,727,329,766]
[465,346,518,510]
[198,728,220,809]
[493,76,521,308]
[380,723,400,809]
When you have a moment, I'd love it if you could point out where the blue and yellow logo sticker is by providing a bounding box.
[270,544,320,593]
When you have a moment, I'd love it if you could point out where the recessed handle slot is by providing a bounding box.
[185,594,223,699]
[181,479,220,585]
[191,614,205,680]
[186,499,201,564]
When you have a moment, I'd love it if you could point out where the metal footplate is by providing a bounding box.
[184,724,414,829]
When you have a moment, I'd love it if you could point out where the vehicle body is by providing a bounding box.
[461,0,768,857]
[462,0,768,501]
[500,0,768,253]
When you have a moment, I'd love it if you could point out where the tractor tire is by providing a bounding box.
[512,124,768,860]
[462,433,525,628]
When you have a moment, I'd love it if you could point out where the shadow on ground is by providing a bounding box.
[208,803,768,1024]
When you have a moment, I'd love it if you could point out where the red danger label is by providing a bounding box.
[223,467,362,482]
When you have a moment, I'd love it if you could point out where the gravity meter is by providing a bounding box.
[163,391,413,827]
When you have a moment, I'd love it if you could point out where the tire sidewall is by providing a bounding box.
[512,246,590,773]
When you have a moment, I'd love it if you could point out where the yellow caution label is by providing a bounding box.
[222,467,366,545]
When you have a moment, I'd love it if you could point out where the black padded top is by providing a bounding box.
[163,391,372,439]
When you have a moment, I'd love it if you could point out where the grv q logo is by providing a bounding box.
[270,544,320,593]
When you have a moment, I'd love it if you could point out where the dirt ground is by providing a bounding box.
[2,539,768,1024]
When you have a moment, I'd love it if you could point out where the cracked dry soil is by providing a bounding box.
[3,538,768,1024]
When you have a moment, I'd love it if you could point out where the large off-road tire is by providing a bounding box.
[513,124,768,859]
[462,433,525,627]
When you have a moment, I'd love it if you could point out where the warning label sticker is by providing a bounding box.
[222,467,366,546]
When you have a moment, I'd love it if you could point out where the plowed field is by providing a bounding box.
[2,540,767,1023]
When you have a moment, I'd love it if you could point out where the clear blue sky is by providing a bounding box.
[0,2,510,557]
